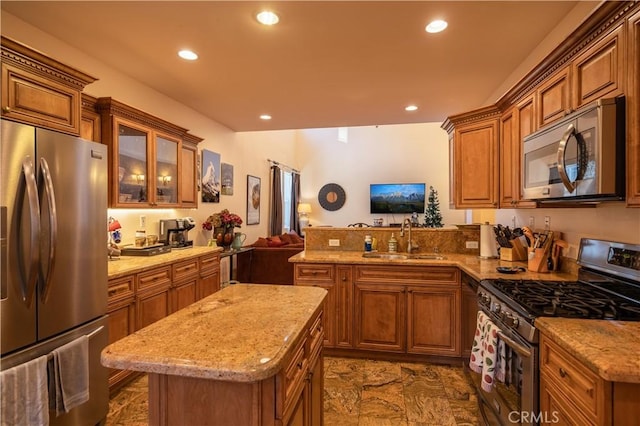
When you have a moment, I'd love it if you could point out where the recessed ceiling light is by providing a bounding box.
[256,11,279,26]
[178,50,198,60]
[426,19,448,33]
[260,114,272,120]
[405,105,418,112]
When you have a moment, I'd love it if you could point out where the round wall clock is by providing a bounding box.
[318,183,346,211]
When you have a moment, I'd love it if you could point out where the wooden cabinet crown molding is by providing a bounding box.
[496,1,636,110]
[96,97,188,138]
[441,105,501,134]
[1,36,97,90]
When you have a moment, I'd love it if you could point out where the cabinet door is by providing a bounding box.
[572,23,625,107]
[172,279,198,313]
[107,300,136,389]
[354,283,405,352]
[181,142,198,207]
[499,109,517,207]
[461,279,478,359]
[537,67,571,126]
[136,289,170,330]
[540,374,595,426]
[628,10,640,207]
[114,118,152,206]
[453,118,499,208]
[406,285,460,357]
[155,132,180,207]
[514,94,539,208]
[335,266,353,349]
[308,354,323,426]
[81,94,101,142]
[198,272,220,299]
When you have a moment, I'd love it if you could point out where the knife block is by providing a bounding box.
[500,238,528,261]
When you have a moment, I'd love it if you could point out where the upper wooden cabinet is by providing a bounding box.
[537,67,571,126]
[97,97,201,208]
[181,133,202,208]
[1,36,97,136]
[81,94,101,142]
[572,22,625,108]
[442,106,501,209]
[627,9,640,207]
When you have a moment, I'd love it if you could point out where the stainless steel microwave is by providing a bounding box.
[522,97,625,202]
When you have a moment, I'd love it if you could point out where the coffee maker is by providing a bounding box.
[159,217,196,248]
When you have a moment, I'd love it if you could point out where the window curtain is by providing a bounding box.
[269,165,283,236]
[290,172,301,235]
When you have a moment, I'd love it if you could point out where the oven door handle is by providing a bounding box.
[497,331,531,359]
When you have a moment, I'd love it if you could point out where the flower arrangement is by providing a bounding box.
[202,209,243,231]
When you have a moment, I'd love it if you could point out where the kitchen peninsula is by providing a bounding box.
[101,284,327,426]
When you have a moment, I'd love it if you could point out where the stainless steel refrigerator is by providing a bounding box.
[1,120,109,425]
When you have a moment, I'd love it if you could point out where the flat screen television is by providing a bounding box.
[370,183,426,214]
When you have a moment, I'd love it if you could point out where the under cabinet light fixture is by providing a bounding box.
[178,50,198,60]
[257,11,279,26]
[426,19,448,33]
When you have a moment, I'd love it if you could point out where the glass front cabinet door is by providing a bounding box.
[116,120,151,205]
[154,134,180,207]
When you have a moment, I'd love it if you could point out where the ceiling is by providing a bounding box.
[1,1,594,132]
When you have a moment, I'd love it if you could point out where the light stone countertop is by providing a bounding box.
[536,317,640,383]
[289,250,577,282]
[108,246,222,279]
[101,284,327,382]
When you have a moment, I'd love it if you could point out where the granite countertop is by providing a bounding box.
[289,250,577,282]
[101,284,327,382]
[108,246,222,279]
[536,317,640,383]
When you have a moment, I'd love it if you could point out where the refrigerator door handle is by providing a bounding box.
[19,156,41,307]
[38,157,57,303]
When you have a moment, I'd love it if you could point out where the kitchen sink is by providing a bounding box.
[362,253,409,260]
[362,253,446,260]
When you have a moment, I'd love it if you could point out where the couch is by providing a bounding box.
[236,232,305,285]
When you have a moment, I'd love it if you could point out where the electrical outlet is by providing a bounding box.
[529,216,535,228]
[466,241,479,249]
[328,239,340,247]
[139,215,146,228]
[544,216,550,229]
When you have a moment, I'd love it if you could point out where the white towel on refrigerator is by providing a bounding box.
[0,355,49,426]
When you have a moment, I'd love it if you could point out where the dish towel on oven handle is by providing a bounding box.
[469,311,506,392]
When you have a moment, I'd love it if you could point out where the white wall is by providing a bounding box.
[296,124,465,228]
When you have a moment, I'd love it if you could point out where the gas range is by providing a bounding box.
[478,238,640,344]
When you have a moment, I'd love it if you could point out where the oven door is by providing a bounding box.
[469,308,538,426]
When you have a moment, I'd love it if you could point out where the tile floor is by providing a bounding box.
[106,357,479,426]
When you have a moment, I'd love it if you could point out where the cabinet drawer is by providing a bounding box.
[137,267,171,293]
[108,275,134,305]
[355,265,459,285]
[540,335,609,424]
[276,336,307,420]
[199,253,220,276]
[294,264,335,283]
[172,259,199,283]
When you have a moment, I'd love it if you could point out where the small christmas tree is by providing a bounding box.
[424,186,443,228]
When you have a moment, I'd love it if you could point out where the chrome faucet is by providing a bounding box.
[400,218,419,253]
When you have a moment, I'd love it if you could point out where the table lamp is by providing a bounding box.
[297,203,312,235]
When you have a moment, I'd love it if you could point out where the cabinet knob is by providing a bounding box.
[559,367,568,378]
[2,106,10,113]
[342,275,347,281]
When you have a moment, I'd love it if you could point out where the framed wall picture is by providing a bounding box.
[221,163,234,195]
[247,175,261,225]
[201,149,221,203]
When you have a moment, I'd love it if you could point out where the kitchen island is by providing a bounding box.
[101,284,327,426]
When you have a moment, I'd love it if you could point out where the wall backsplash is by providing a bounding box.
[304,226,481,255]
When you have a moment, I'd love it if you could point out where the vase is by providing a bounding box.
[219,226,234,250]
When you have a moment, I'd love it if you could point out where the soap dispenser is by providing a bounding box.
[388,233,398,253]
